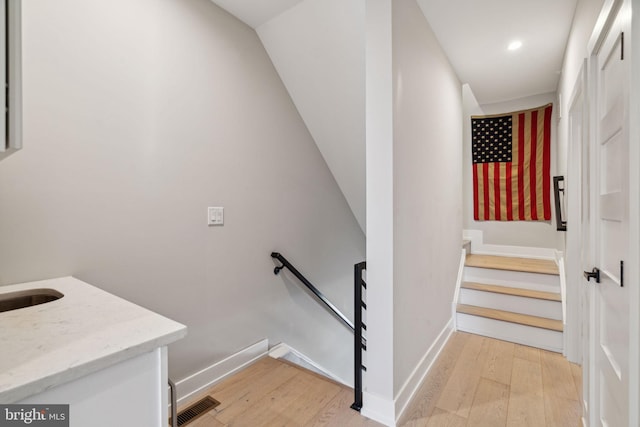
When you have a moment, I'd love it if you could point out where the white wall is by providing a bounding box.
[362,2,462,423]
[0,0,365,386]
[257,0,367,232]
[392,0,462,402]
[363,0,395,423]
[462,91,561,249]
[557,0,605,182]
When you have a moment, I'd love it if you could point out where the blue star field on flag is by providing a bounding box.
[471,115,513,164]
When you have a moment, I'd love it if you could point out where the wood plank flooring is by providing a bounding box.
[176,357,383,427]
[177,332,581,427]
[399,332,582,427]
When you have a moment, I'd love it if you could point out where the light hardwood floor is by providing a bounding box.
[399,332,582,427]
[177,356,382,427]
[178,332,582,427]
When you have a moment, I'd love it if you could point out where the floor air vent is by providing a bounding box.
[172,396,220,427]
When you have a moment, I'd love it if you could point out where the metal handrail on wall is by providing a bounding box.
[271,252,355,332]
[270,252,367,412]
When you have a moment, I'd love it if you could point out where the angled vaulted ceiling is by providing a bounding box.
[208,0,304,29]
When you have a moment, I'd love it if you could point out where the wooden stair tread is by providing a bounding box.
[465,254,559,275]
[461,282,561,301]
[456,303,564,332]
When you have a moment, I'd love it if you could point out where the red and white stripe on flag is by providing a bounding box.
[471,103,552,221]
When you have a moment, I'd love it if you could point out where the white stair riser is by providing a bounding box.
[458,289,562,320]
[456,313,563,353]
[463,267,560,293]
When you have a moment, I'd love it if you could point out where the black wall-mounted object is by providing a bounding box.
[553,176,567,231]
[271,252,355,332]
[351,261,367,412]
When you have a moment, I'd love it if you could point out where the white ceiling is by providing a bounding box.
[212,0,578,104]
[417,0,578,104]
[210,0,303,29]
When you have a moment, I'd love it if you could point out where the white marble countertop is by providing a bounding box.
[0,277,187,403]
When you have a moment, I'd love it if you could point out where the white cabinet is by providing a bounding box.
[1,277,185,425]
[19,348,169,427]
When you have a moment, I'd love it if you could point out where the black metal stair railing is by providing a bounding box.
[351,261,367,411]
[270,252,367,412]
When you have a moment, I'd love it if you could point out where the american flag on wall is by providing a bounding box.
[471,103,552,221]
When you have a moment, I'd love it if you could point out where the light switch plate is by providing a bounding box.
[208,207,224,226]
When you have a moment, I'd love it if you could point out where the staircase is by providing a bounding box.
[456,253,563,353]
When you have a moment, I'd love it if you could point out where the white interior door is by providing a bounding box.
[587,2,630,426]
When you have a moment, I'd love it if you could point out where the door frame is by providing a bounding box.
[627,0,640,424]
[565,59,587,366]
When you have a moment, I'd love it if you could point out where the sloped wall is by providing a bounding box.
[257,0,367,232]
[0,0,364,385]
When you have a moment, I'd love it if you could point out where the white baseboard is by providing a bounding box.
[359,321,455,426]
[463,229,557,260]
[174,339,268,406]
[268,342,347,386]
[394,319,454,424]
[361,391,396,427]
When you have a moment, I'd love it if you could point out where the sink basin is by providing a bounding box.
[0,288,64,313]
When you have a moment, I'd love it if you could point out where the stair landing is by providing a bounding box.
[465,254,559,275]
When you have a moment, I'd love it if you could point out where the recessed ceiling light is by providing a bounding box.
[508,40,523,51]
